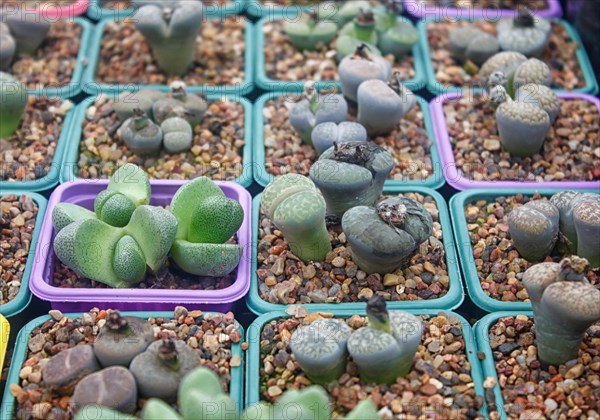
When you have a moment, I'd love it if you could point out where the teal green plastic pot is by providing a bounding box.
[87,0,247,20]
[253,91,445,189]
[0,192,47,318]
[82,17,255,96]
[247,186,464,315]
[0,310,245,418]
[254,12,427,93]
[60,93,254,188]
[449,188,599,313]
[418,18,599,96]
[246,309,487,415]
[474,311,534,420]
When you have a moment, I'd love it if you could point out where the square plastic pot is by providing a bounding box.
[82,16,255,96]
[0,315,8,372]
[247,186,464,315]
[418,18,599,96]
[59,93,254,188]
[245,308,487,415]
[432,92,600,191]
[87,0,246,20]
[29,179,252,312]
[449,188,599,313]
[254,12,427,93]
[0,310,245,419]
[253,91,445,189]
[0,191,47,318]
[403,0,562,19]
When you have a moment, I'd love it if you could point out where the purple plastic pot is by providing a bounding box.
[29,179,252,312]
[431,92,600,190]
[403,0,562,19]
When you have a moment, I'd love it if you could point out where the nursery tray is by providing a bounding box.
[254,12,427,93]
[253,91,445,189]
[432,92,600,191]
[82,16,255,96]
[247,186,464,315]
[60,93,254,188]
[0,310,245,419]
[0,315,8,372]
[418,18,598,96]
[87,0,246,20]
[449,188,599,313]
[403,0,562,19]
[0,191,47,319]
[246,309,487,416]
[29,180,252,312]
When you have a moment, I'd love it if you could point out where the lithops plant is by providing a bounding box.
[337,8,379,60]
[152,81,207,127]
[338,43,391,103]
[496,7,551,57]
[374,1,418,59]
[342,196,433,274]
[311,121,367,156]
[0,72,27,138]
[119,108,163,155]
[113,90,165,121]
[357,72,416,136]
[507,199,559,262]
[348,296,422,384]
[448,25,498,66]
[161,116,193,153]
[71,366,138,413]
[283,9,337,51]
[133,1,203,76]
[52,203,97,233]
[512,58,552,90]
[261,174,331,262]
[550,191,600,254]
[93,311,154,367]
[479,51,527,89]
[310,142,394,220]
[336,0,372,27]
[522,257,600,366]
[170,176,243,276]
[572,200,600,268]
[0,23,15,71]
[288,81,348,145]
[290,318,352,384]
[42,345,99,390]
[515,83,560,123]
[4,11,51,54]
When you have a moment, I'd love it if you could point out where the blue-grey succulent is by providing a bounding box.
[513,58,552,90]
[71,366,138,413]
[550,191,600,257]
[119,108,163,155]
[341,196,433,274]
[161,116,193,153]
[374,2,417,59]
[152,81,207,127]
[4,11,51,54]
[479,51,527,90]
[310,142,394,220]
[42,345,99,389]
[0,23,15,71]
[507,199,559,262]
[113,90,165,122]
[338,44,391,103]
[515,83,560,123]
[311,121,367,156]
[522,257,600,366]
[572,200,600,268]
[0,71,27,138]
[283,9,338,51]
[496,8,551,57]
[449,25,499,66]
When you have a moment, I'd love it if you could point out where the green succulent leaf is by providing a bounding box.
[274,386,331,420]
[178,367,237,420]
[52,203,97,233]
[95,190,136,228]
[140,399,182,420]
[345,399,379,420]
[113,235,147,284]
[171,240,242,277]
[108,163,152,206]
[188,195,244,244]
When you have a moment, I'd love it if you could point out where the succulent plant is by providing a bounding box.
[449,25,485,63]
[71,366,138,413]
[512,58,551,91]
[290,318,352,385]
[496,8,551,57]
[288,82,348,145]
[130,338,201,402]
[0,71,27,138]
[550,191,600,255]
[42,345,99,389]
[309,142,394,220]
[74,407,136,420]
[152,81,207,127]
[161,116,193,153]
[283,9,338,51]
[522,257,600,366]
[449,25,499,66]
[52,203,97,233]
[120,108,163,155]
[3,12,51,54]
[479,51,527,89]
[170,176,243,276]
[243,386,330,420]
[507,199,559,262]
[177,366,237,420]
[342,196,433,274]
[114,90,166,121]
[261,174,331,262]
[0,23,15,71]
[134,1,203,76]
[357,72,416,136]
[338,44,391,103]
[373,2,417,59]
[93,311,154,367]
[515,83,560,123]
[572,200,600,268]
[311,121,367,156]
[347,296,422,384]
[336,1,372,27]
[337,9,379,60]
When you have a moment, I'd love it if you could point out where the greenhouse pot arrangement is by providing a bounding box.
[1,308,244,419]
[246,301,486,418]
[255,2,426,92]
[253,87,445,189]
[59,88,253,187]
[82,4,254,96]
[418,15,598,95]
[450,188,600,312]
[29,165,252,312]
[248,174,463,315]
[403,0,563,19]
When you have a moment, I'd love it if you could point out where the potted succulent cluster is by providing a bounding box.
[1,307,244,419]
[84,0,253,95]
[450,188,600,312]
[247,297,485,418]
[476,256,600,418]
